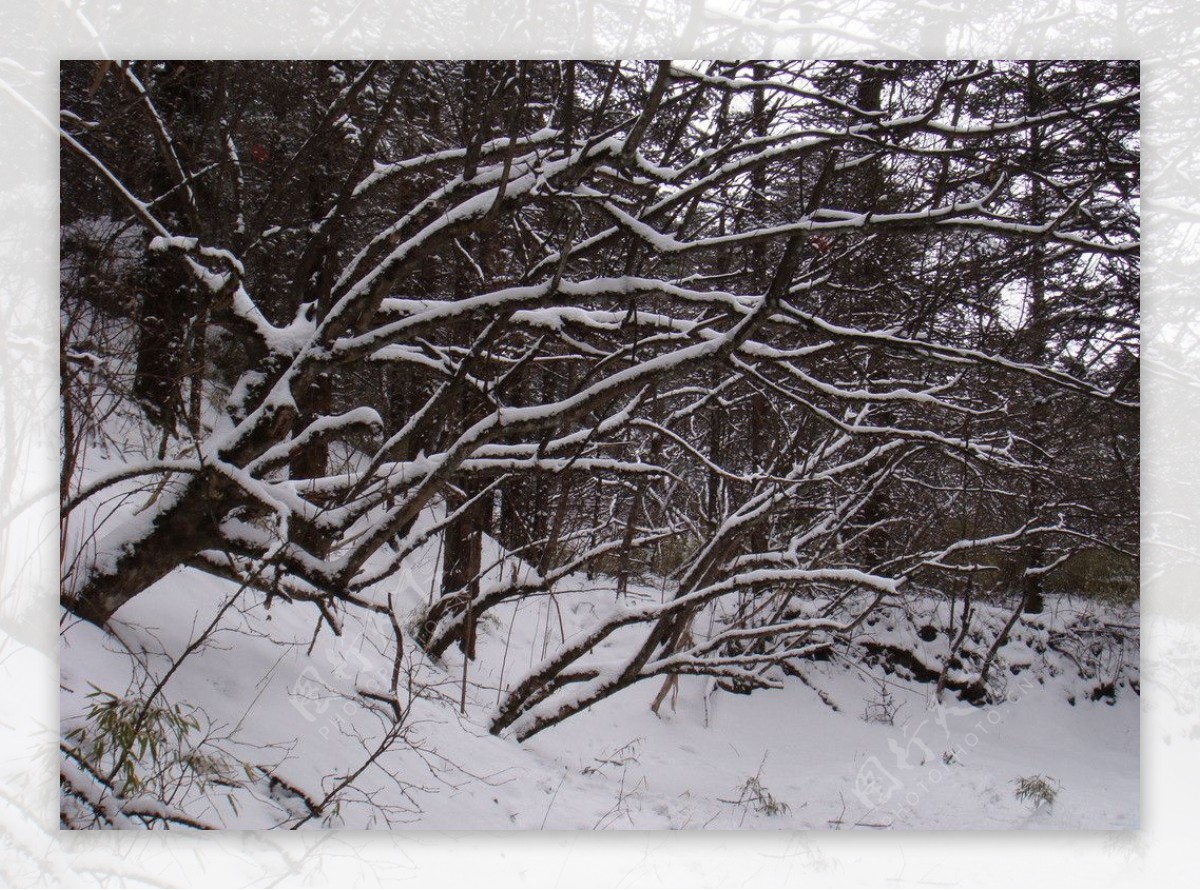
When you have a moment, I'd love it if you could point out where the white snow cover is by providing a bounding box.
[60,511,1138,830]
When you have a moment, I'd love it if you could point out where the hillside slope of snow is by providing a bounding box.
[59,533,1138,830]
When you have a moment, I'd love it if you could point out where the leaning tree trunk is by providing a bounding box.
[63,471,231,626]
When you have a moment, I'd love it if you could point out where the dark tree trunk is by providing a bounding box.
[64,472,230,626]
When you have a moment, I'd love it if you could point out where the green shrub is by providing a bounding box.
[65,684,249,802]
[1013,774,1060,808]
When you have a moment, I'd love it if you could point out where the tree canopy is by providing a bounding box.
[61,60,1138,741]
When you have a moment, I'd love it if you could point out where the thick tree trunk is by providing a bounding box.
[63,471,230,626]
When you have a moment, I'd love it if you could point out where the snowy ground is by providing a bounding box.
[59,526,1138,830]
